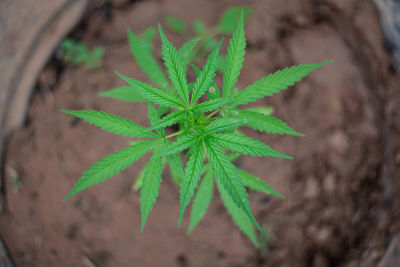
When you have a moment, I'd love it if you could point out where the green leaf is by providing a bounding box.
[191,64,201,76]
[158,25,190,105]
[191,39,223,105]
[222,13,246,97]
[217,55,225,72]
[231,61,332,106]
[147,110,187,132]
[216,177,259,247]
[203,37,217,52]
[62,38,104,69]
[166,15,187,33]
[210,133,292,158]
[134,157,167,191]
[157,106,170,119]
[61,109,158,138]
[179,138,204,225]
[206,81,221,99]
[166,153,185,184]
[99,86,145,103]
[218,7,252,34]
[142,27,156,46]
[159,134,199,156]
[147,102,159,126]
[188,165,214,233]
[231,109,303,136]
[205,138,260,230]
[64,140,157,200]
[226,153,241,162]
[116,72,184,108]
[140,151,164,231]
[147,102,165,136]
[84,47,105,69]
[194,20,206,35]
[192,98,232,114]
[127,29,169,89]
[205,117,247,134]
[191,64,221,99]
[236,168,284,198]
[133,161,148,191]
[178,37,200,70]
[244,106,273,116]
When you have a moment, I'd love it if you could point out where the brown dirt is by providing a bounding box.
[1,0,400,266]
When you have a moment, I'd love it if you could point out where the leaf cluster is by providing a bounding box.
[61,38,105,69]
[62,13,331,246]
[165,6,252,70]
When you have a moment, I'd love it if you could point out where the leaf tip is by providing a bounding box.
[187,226,193,234]
[158,24,166,39]
[253,219,262,231]
[276,193,285,199]
[272,150,293,159]
[63,191,74,202]
[294,132,305,137]
[216,37,224,50]
[141,217,147,232]
[318,60,333,67]
[178,209,185,228]
[114,70,124,79]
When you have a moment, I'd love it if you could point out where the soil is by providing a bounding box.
[1,0,400,266]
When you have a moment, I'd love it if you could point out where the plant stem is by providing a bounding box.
[206,109,220,118]
[165,130,185,139]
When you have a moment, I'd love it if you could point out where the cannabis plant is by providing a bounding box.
[61,38,104,69]
[62,14,330,246]
[166,6,252,70]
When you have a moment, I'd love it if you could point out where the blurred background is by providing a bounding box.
[0,0,399,266]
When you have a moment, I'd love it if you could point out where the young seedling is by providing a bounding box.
[166,6,253,70]
[166,15,187,34]
[62,14,331,247]
[61,38,105,69]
